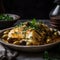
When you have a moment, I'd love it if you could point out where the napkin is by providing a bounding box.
[0,43,18,60]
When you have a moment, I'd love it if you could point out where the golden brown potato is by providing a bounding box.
[2,34,8,40]
[4,30,10,34]
[26,39,40,46]
[13,41,20,45]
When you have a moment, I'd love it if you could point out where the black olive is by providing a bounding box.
[7,38,17,43]
[20,40,26,45]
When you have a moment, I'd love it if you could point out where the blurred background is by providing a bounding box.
[0,0,55,19]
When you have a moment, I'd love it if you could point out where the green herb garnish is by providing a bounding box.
[0,14,13,21]
[43,51,50,60]
[29,18,39,30]
[31,18,37,25]
[15,18,43,30]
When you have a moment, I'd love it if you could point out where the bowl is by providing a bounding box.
[0,14,20,29]
[0,28,60,52]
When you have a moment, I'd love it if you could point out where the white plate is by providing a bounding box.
[0,28,60,52]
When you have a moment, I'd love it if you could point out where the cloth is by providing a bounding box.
[0,43,18,60]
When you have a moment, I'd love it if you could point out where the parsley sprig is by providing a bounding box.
[29,18,39,30]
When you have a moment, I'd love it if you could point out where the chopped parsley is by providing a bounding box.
[15,18,43,30]
[0,14,13,21]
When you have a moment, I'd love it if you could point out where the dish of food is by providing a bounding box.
[0,14,20,29]
[0,19,60,51]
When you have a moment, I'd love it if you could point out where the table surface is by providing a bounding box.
[0,19,60,60]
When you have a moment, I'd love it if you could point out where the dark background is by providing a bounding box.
[2,0,55,19]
